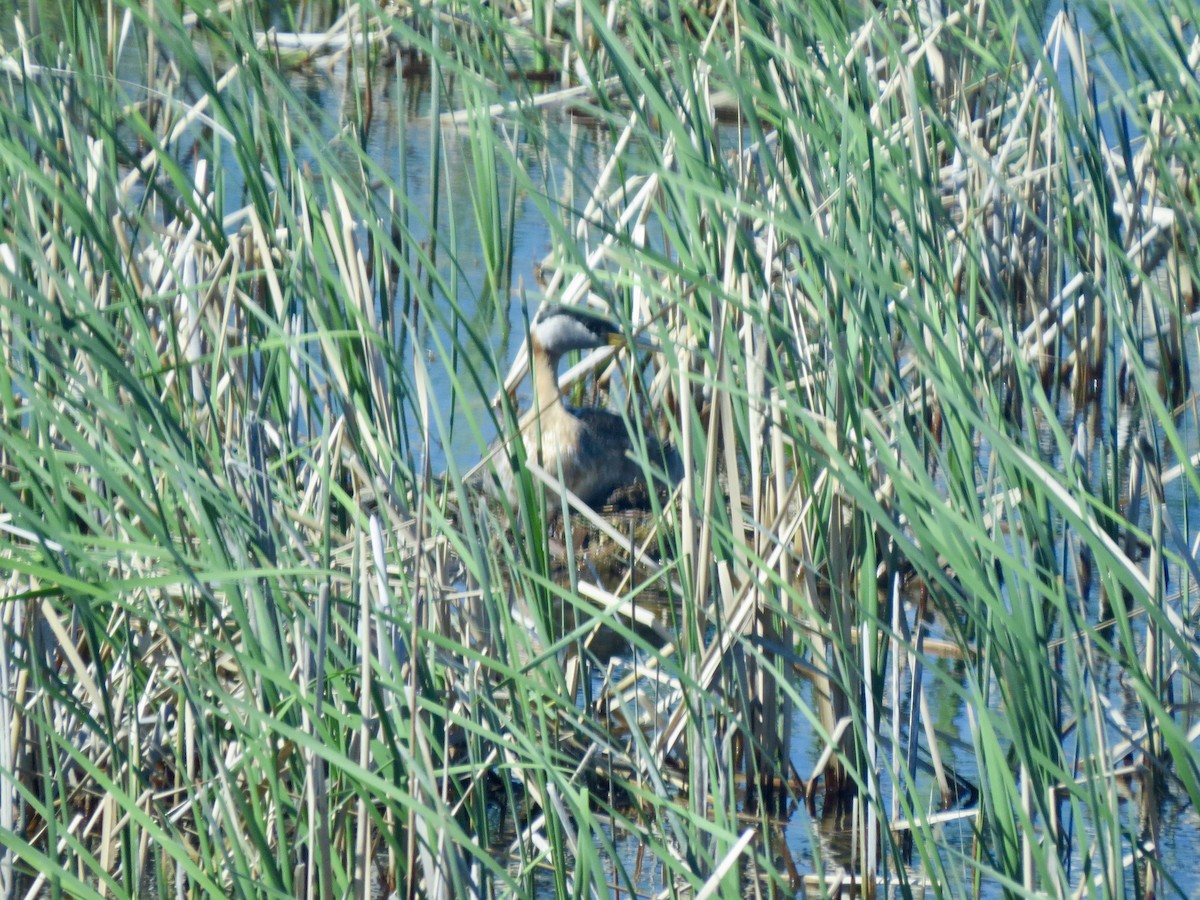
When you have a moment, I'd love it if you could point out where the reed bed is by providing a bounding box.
[1,0,1199,897]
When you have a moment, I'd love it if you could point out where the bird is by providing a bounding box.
[488,303,681,509]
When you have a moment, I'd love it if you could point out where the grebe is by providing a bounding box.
[492,304,679,509]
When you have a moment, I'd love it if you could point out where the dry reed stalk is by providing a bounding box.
[654,473,808,763]
[693,828,754,900]
[439,74,623,126]
[576,577,672,636]
[256,5,389,56]
[492,170,664,407]
[572,114,645,242]
[117,68,241,197]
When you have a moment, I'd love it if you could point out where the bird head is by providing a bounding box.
[530,304,625,357]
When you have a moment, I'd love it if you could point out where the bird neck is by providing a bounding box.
[531,347,564,413]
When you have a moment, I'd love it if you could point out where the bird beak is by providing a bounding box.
[619,333,667,357]
[630,335,663,354]
[606,328,662,355]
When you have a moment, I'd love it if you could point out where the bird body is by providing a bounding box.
[491,304,678,509]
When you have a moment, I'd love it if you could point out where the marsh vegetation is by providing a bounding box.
[2,0,1200,896]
